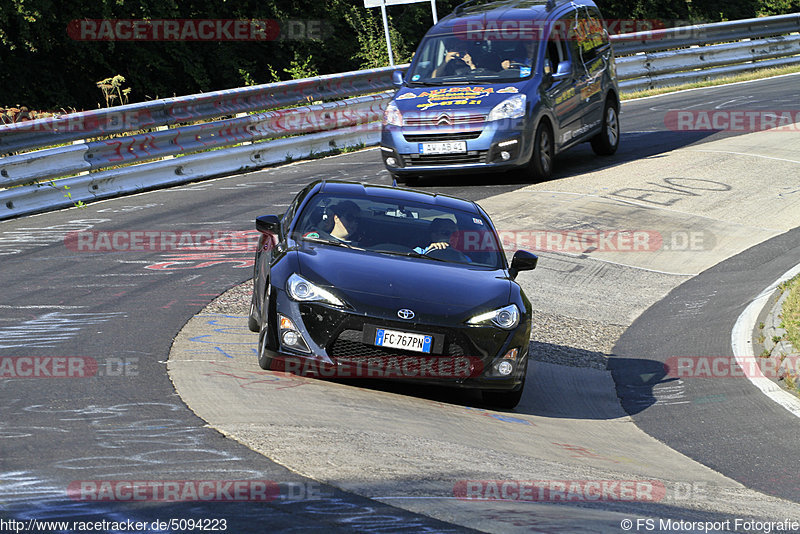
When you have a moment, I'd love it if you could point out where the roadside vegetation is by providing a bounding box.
[779,274,800,393]
[1,0,799,110]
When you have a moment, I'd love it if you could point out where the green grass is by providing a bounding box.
[781,274,800,354]
[779,273,800,394]
[621,64,800,100]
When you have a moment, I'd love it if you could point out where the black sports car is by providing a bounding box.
[248,180,537,408]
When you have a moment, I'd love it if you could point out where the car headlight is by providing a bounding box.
[383,101,403,127]
[467,304,520,330]
[287,273,344,307]
[487,95,526,122]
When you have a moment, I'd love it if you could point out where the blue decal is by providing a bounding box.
[490,414,531,425]
[520,67,531,77]
[412,74,421,81]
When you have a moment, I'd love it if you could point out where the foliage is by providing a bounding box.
[96,75,131,107]
[0,0,796,109]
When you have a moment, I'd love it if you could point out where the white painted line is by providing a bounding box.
[623,71,800,102]
[730,263,800,419]
[685,149,800,165]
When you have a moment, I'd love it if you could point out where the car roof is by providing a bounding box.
[315,180,482,215]
[430,0,595,36]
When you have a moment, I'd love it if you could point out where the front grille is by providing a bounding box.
[405,114,486,126]
[403,131,482,142]
[330,329,466,360]
[402,151,487,166]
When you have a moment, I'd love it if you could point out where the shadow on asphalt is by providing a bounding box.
[405,130,718,189]
[268,341,675,421]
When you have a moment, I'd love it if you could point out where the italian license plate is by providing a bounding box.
[419,141,467,155]
[375,329,432,353]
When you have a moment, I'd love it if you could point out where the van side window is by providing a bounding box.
[573,7,607,64]
[546,19,571,76]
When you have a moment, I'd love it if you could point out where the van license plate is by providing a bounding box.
[419,141,467,155]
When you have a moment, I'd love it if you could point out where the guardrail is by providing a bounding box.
[1,13,798,220]
[612,13,800,92]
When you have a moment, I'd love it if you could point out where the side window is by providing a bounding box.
[573,7,607,64]
[282,184,312,234]
[546,17,572,76]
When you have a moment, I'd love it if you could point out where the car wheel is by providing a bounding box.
[482,376,526,409]
[248,297,259,333]
[257,284,274,370]
[590,98,620,156]
[528,120,553,181]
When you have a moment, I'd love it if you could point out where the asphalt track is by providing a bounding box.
[1,73,799,531]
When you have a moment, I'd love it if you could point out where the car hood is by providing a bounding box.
[295,246,511,319]
[392,81,529,115]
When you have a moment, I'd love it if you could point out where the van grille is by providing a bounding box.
[404,131,482,142]
[402,151,488,166]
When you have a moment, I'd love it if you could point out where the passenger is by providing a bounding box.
[329,200,362,243]
[302,200,362,243]
[433,44,477,77]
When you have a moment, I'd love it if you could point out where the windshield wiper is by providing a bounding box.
[376,249,449,262]
[303,236,363,251]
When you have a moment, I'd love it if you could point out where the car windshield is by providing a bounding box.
[405,31,538,84]
[291,192,505,268]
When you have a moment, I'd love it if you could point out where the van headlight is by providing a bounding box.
[287,273,344,307]
[384,101,403,127]
[467,304,520,329]
[487,95,526,122]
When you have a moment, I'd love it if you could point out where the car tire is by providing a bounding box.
[257,284,274,371]
[528,120,554,181]
[248,297,260,333]
[590,98,620,156]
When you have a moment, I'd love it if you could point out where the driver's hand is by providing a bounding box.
[444,51,460,62]
[501,59,511,69]
[426,241,450,251]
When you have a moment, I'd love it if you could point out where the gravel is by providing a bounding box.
[204,279,623,371]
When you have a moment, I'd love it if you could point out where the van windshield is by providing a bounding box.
[406,33,538,84]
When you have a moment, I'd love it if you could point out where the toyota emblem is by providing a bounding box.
[397,309,415,320]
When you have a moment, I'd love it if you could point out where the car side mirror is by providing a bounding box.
[392,70,404,87]
[256,214,281,236]
[509,250,538,279]
[553,60,572,81]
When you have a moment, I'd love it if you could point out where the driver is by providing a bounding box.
[501,41,536,70]
[414,218,459,255]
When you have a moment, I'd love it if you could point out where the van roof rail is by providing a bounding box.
[453,0,568,14]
